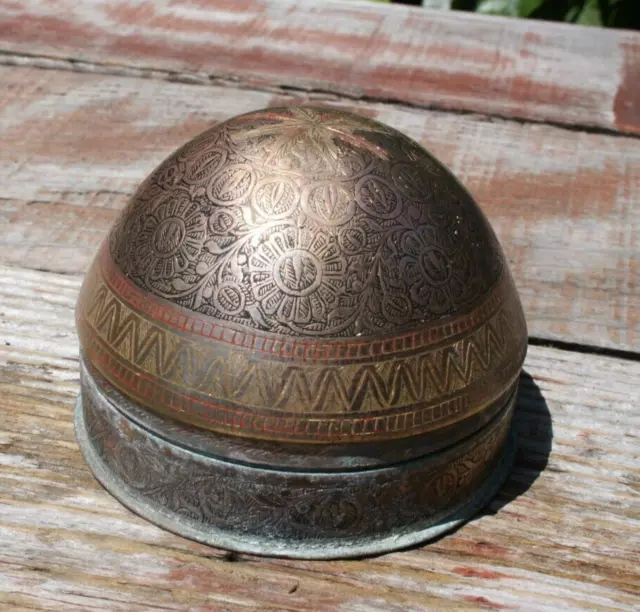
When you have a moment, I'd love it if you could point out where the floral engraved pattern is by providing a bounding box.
[82,381,512,540]
[130,191,207,281]
[250,228,346,327]
[155,160,185,189]
[400,224,472,315]
[109,106,504,337]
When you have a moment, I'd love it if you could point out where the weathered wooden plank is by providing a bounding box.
[0,264,638,611]
[0,0,639,135]
[1,65,638,351]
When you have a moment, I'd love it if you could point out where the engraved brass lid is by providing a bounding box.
[75,106,527,557]
[77,106,527,448]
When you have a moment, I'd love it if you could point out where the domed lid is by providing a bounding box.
[76,106,527,446]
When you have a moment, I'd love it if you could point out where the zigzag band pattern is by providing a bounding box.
[76,253,527,442]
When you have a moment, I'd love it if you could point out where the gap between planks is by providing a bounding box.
[0,0,639,136]
[0,48,638,142]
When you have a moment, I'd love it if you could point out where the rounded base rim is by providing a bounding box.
[75,394,516,560]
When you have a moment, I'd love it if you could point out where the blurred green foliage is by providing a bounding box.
[451,0,639,28]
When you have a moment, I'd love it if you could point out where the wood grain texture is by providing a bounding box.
[1,65,638,351]
[1,5,638,611]
[0,0,639,135]
[0,264,638,611]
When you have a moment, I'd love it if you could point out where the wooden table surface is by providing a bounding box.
[0,1,638,610]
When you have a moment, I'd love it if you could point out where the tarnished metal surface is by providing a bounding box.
[75,359,516,559]
[75,106,527,557]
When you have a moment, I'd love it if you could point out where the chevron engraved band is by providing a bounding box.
[75,245,527,443]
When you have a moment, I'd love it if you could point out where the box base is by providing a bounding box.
[75,373,516,560]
